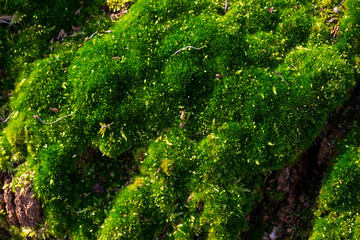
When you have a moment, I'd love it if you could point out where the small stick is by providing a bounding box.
[34,109,77,125]
[174,45,205,55]
[101,122,115,128]
[291,64,299,72]
[225,0,228,13]
[74,6,82,15]
[334,0,345,13]
[336,0,345,8]
[274,70,289,84]
[1,111,15,123]
[85,31,98,42]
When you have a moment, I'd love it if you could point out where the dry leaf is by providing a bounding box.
[180,110,186,120]
[74,7,82,15]
[72,26,81,31]
[267,7,274,14]
[50,107,59,113]
[57,29,67,40]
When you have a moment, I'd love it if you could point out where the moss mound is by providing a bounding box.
[311,126,360,239]
[1,0,360,239]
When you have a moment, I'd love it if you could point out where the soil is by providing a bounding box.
[14,184,43,228]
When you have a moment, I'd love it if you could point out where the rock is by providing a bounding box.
[14,185,43,227]
[3,174,19,227]
[2,172,43,228]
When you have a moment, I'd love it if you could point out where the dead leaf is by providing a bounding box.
[0,15,13,21]
[332,25,340,38]
[328,18,337,24]
[187,192,194,202]
[74,7,82,15]
[0,15,12,24]
[72,26,81,31]
[57,29,67,40]
[0,19,10,24]
[50,107,59,113]
[180,110,186,120]
[267,7,274,14]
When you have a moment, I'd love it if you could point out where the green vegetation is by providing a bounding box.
[1,0,360,239]
[311,127,360,239]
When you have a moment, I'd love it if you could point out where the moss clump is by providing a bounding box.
[311,128,360,239]
[1,0,360,238]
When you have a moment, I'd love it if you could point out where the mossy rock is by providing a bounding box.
[1,0,360,238]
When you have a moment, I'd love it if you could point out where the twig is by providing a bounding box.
[174,45,205,55]
[225,0,229,13]
[1,111,15,123]
[85,31,98,42]
[34,109,77,125]
[336,0,346,8]
[274,70,289,84]
[334,0,345,13]
[74,6,82,15]
[101,122,115,128]
[291,64,299,72]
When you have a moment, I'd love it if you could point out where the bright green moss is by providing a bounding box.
[100,129,260,239]
[8,49,79,156]
[311,212,360,240]
[317,149,360,213]
[204,45,354,175]
[107,0,136,11]
[337,0,360,62]
[0,132,11,170]
[311,127,360,239]
[2,0,360,238]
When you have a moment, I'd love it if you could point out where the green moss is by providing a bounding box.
[0,132,11,170]
[311,127,360,239]
[1,0,360,238]
[336,0,360,72]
